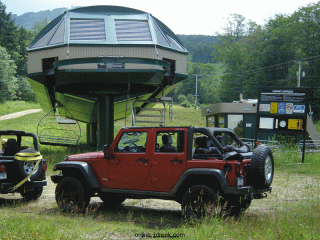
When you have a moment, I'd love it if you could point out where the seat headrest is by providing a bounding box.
[198,136,211,148]
[6,138,17,146]
[162,135,173,145]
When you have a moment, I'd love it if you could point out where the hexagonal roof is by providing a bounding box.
[28,5,187,54]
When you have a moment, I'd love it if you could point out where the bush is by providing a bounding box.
[14,76,37,102]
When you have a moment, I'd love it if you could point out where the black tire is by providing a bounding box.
[20,186,43,201]
[55,177,90,212]
[15,148,43,180]
[223,196,252,216]
[181,185,219,220]
[250,145,274,189]
[98,192,126,208]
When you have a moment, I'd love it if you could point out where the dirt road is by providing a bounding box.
[0,109,42,121]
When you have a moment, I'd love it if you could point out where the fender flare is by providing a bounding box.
[52,161,100,189]
[172,168,230,194]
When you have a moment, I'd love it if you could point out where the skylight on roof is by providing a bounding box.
[115,20,152,42]
[70,19,106,41]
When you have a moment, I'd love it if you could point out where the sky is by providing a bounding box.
[2,0,319,35]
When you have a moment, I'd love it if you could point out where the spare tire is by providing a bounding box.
[14,148,43,180]
[249,145,274,189]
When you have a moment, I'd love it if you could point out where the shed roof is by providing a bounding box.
[28,5,187,54]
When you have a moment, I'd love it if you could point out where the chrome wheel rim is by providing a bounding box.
[23,161,38,175]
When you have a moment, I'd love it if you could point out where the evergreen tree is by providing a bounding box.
[0,1,18,58]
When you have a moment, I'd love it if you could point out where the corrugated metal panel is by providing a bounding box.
[30,21,61,49]
[154,21,171,48]
[48,18,65,45]
[153,20,185,51]
[70,19,106,41]
[115,20,152,41]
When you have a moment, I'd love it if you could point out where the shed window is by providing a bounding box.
[70,19,106,41]
[115,20,152,41]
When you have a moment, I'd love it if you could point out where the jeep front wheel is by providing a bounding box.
[250,146,274,189]
[181,185,219,220]
[55,177,90,212]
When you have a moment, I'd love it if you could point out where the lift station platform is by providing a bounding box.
[27,6,188,149]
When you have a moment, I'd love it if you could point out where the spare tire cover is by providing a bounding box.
[14,148,43,180]
[249,145,274,189]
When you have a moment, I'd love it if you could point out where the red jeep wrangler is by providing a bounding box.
[51,127,273,219]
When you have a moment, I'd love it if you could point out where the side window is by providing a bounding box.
[114,131,147,153]
[218,132,238,147]
[156,131,185,153]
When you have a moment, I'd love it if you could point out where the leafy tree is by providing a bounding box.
[15,76,36,102]
[16,27,33,75]
[0,46,17,102]
[173,59,219,107]
[31,17,51,37]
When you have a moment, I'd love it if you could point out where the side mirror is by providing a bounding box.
[103,144,109,159]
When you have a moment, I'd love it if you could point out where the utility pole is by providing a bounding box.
[296,61,307,87]
[195,74,198,108]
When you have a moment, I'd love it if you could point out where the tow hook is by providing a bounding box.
[254,193,268,199]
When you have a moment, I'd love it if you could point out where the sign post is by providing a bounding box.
[256,88,308,163]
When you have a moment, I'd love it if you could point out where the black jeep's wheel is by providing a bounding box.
[15,148,43,180]
[181,185,219,220]
[250,145,274,189]
[223,196,252,216]
[20,186,43,201]
[98,192,126,208]
[55,177,90,212]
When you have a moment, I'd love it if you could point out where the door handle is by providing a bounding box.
[171,159,182,163]
[137,158,148,163]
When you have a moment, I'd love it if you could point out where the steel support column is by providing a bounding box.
[98,95,114,150]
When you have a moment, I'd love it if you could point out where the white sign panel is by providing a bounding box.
[259,117,274,129]
[259,104,270,112]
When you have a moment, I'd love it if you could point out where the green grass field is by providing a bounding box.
[0,101,319,239]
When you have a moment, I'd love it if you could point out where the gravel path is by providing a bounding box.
[0,109,42,121]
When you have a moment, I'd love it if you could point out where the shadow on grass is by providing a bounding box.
[51,200,184,229]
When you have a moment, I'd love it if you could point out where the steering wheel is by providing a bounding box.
[128,143,138,152]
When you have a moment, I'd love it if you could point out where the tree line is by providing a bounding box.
[0,1,50,102]
[173,2,320,119]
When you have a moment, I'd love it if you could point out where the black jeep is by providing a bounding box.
[0,130,47,201]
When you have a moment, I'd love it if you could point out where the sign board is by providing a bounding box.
[256,88,308,163]
[257,88,307,133]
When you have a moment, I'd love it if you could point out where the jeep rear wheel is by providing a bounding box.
[20,186,43,201]
[98,192,126,208]
[55,177,90,212]
[250,146,274,189]
[181,185,219,220]
[15,148,43,180]
[223,196,252,216]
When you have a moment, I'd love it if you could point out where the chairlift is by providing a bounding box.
[37,106,81,147]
